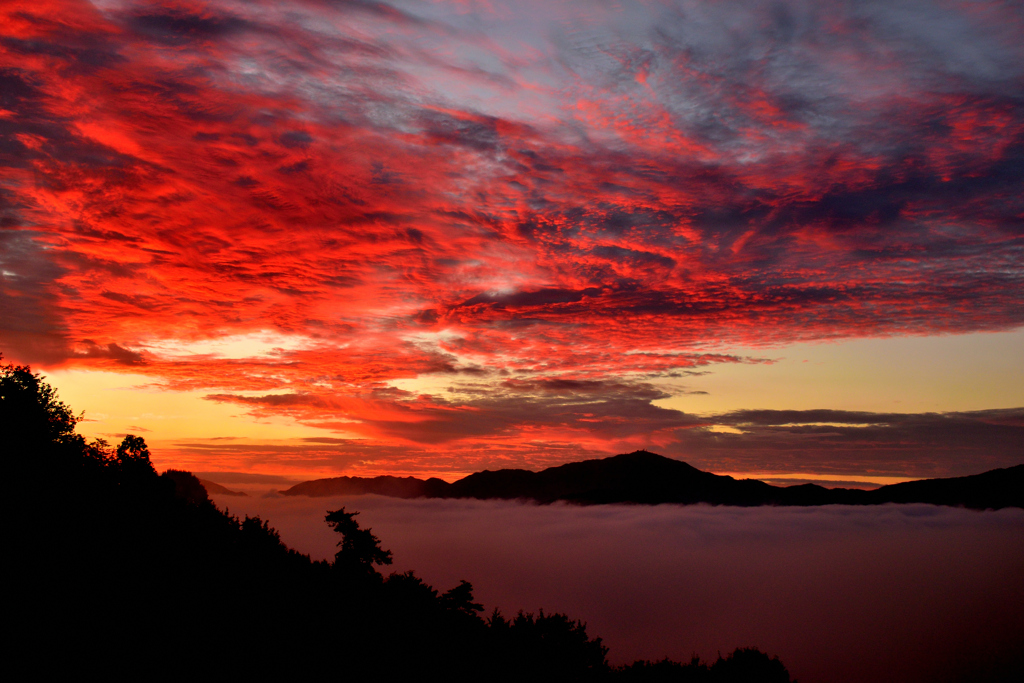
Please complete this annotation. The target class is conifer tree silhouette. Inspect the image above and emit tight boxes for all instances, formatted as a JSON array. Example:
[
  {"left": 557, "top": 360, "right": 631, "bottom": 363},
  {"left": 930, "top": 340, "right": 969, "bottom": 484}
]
[{"left": 325, "top": 507, "right": 393, "bottom": 580}]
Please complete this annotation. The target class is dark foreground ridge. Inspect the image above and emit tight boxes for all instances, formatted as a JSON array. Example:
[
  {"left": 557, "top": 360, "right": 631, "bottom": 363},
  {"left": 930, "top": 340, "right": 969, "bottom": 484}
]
[
  {"left": 198, "top": 477, "right": 248, "bottom": 496},
  {"left": 281, "top": 451, "right": 1024, "bottom": 510},
  {"left": 6, "top": 355, "right": 798, "bottom": 681}
]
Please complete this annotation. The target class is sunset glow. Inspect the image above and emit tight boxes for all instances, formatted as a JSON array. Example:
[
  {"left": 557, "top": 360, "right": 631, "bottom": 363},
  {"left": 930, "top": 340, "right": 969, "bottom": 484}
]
[{"left": 3, "top": 0, "right": 1022, "bottom": 481}]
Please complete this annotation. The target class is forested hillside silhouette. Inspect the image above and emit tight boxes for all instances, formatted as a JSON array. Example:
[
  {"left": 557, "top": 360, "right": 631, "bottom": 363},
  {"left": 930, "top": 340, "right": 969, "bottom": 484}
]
[{"left": 4, "top": 354, "right": 797, "bottom": 680}]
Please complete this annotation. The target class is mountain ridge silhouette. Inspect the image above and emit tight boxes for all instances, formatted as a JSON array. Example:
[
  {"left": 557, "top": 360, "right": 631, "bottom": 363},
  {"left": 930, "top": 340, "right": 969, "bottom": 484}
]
[{"left": 279, "top": 450, "right": 1024, "bottom": 510}]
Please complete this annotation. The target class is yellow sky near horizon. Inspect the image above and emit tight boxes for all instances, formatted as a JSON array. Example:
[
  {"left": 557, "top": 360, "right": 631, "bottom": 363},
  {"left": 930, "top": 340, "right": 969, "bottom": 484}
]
[{"left": 35, "top": 327, "right": 1024, "bottom": 483}]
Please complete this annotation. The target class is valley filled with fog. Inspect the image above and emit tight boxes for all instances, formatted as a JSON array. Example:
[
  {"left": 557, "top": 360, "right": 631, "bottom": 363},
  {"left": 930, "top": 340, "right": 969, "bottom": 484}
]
[{"left": 211, "top": 492, "right": 1024, "bottom": 683}]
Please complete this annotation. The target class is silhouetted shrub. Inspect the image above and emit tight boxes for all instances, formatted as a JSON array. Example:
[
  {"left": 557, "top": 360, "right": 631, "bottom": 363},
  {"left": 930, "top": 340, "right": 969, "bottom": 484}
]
[{"left": 710, "top": 646, "right": 792, "bottom": 683}]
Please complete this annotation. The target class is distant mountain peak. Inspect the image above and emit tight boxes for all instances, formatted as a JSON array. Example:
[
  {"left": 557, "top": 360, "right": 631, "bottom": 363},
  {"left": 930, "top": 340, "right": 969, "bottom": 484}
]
[{"left": 279, "top": 452, "right": 1023, "bottom": 510}]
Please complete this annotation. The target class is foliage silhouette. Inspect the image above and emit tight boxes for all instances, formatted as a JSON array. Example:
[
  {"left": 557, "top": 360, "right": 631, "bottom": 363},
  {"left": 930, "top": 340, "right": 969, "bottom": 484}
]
[
  {"left": 325, "top": 506, "right": 393, "bottom": 581},
  {"left": 115, "top": 433, "right": 156, "bottom": 477},
  {"left": 617, "top": 648, "right": 792, "bottom": 683},
  {"left": 0, "top": 354, "right": 79, "bottom": 445},
  {"left": 6, "top": 354, "right": 805, "bottom": 681}
]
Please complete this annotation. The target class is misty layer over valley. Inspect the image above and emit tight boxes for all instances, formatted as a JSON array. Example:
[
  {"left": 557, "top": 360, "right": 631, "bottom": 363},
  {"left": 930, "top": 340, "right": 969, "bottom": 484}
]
[{"left": 209, "top": 491, "right": 1024, "bottom": 683}]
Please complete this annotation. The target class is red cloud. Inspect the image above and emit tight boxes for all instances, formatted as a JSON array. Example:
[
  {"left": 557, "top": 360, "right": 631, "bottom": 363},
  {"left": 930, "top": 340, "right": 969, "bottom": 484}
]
[{"left": 2, "top": 0, "right": 1022, "bottom": 472}]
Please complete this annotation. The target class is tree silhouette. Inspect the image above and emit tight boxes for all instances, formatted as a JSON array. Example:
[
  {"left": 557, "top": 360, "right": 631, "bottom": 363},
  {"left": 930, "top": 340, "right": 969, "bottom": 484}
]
[
  {"left": 115, "top": 434, "right": 156, "bottom": 477},
  {"left": 442, "top": 579, "right": 485, "bottom": 617},
  {"left": 163, "top": 469, "right": 211, "bottom": 506},
  {"left": 1, "top": 353, "right": 81, "bottom": 455},
  {"left": 325, "top": 507, "right": 393, "bottom": 580},
  {"left": 709, "top": 646, "right": 792, "bottom": 683}
]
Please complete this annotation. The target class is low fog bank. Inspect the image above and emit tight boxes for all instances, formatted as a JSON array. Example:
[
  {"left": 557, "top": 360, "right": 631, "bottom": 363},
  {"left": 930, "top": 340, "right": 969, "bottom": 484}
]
[{"left": 212, "top": 493, "right": 1024, "bottom": 683}]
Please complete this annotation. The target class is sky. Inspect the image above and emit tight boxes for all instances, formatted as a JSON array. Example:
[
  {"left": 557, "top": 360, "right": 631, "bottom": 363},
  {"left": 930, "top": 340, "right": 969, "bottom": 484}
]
[{"left": 2, "top": 0, "right": 1022, "bottom": 482}]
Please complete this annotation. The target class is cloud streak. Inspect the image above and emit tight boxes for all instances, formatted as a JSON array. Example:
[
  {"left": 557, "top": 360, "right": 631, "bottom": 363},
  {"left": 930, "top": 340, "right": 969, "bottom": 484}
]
[{"left": 169, "top": 401, "right": 1023, "bottom": 478}]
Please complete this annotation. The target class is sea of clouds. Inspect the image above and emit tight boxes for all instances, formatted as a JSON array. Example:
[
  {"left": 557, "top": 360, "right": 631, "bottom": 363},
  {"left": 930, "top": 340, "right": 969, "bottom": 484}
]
[{"left": 211, "top": 492, "right": 1024, "bottom": 683}]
